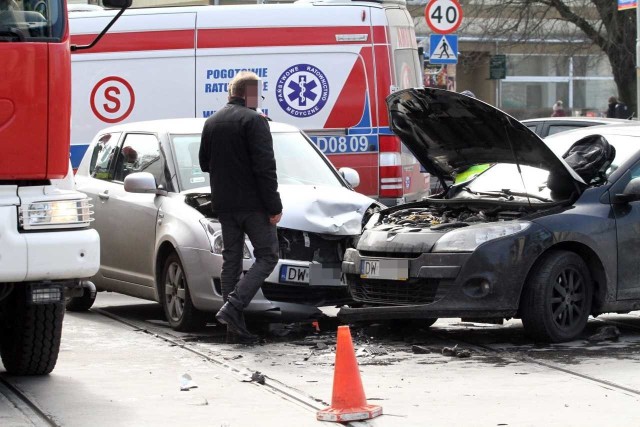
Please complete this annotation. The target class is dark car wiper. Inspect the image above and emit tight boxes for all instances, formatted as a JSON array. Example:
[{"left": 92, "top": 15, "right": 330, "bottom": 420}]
[
  {"left": 464, "top": 187, "right": 552, "bottom": 203},
  {"left": 0, "top": 27, "right": 25, "bottom": 41}
]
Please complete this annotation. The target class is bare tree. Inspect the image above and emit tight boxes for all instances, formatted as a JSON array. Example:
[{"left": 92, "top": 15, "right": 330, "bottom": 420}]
[{"left": 408, "top": 0, "right": 637, "bottom": 114}]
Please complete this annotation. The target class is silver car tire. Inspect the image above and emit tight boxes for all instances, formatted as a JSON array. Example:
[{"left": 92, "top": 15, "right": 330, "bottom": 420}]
[{"left": 161, "top": 252, "right": 208, "bottom": 332}]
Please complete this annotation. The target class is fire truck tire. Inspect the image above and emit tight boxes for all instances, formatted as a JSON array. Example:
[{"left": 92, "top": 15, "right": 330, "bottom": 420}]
[
  {"left": 65, "top": 287, "right": 96, "bottom": 312},
  {"left": 0, "top": 287, "right": 64, "bottom": 376}
]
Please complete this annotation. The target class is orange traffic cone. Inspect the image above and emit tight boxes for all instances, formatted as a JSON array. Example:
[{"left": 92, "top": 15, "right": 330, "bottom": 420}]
[{"left": 316, "top": 325, "right": 382, "bottom": 422}]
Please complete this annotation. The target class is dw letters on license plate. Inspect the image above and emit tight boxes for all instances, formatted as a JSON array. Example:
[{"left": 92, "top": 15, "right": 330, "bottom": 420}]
[
  {"left": 360, "top": 259, "right": 409, "bottom": 280},
  {"left": 280, "top": 265, "right": 310, "bottom": 284}
]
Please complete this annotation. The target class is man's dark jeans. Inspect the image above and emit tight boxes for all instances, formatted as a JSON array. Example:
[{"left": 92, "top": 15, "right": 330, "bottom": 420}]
[{"left": 218, "top": 211, "right": 279, "bottom": 310}]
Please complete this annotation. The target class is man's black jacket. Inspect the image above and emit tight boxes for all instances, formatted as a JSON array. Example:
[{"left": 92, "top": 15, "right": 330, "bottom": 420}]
[{"left": 199, "top": 97, "right": 282, "bottom": 216}]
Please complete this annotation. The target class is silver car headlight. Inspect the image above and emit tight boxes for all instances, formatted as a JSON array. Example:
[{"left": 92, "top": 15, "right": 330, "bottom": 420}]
[
  {"left": 199, "top": 219, "right": 251, "bottom": 259},
  {"left": 19, "top": 198, "right": 93, "bottom": 230},
  {"left": 432, "top": 221, "right": 531, "bottom": 253}
]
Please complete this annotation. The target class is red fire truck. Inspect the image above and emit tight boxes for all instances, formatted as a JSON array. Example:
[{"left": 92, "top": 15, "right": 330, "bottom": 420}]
[{"left": 0, "top": 0, "right": 129, "bottom": 375}]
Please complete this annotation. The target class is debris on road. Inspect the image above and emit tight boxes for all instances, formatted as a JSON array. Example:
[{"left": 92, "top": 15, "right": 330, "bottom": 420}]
[
  {"left": 587, "top": 325, "right": 621, "bottom": 342},
  {"left": 411, "top": 345, "right": 431, "bottom": 354},
  {"left": 356, "top": 345, "right": 389, "bottom": 357},
  {"left": 179, "top": 373, "right": 198, "bottom": 391},
  {"left": 442, "top": 345, "right": 458, "bottom": 356},
  {"left": 251, "top": 371, "right": 266, "bottom": 384},
  {"left": 441, "top": 344, "right": 472, "bottom": 358}
]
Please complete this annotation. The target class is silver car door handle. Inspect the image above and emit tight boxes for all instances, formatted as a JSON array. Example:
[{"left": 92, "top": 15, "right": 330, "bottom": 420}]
[{"left": 98, "top": 191, "right": 109, "bottom": 200}]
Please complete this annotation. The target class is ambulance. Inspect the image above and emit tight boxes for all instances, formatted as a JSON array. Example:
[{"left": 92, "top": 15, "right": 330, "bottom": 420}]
[{"left": 69, "top": 0, "right": 428, "bottom": 205}]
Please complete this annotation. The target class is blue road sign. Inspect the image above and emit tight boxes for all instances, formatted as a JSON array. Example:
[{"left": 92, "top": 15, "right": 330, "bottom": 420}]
[{"left": 429, "top": 34, "right": 458, "bottom": 65}]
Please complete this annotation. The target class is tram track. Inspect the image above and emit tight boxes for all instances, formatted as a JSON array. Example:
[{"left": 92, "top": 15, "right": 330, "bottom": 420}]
[
  {"left": 0, "top": 375, "right": 59, "bottom": 427},
  {"left": 89, "top": 307, "right": 369, "bottom": 424},
  {"left": 431, "top": 316, "right": 640, "bottom": 398}
]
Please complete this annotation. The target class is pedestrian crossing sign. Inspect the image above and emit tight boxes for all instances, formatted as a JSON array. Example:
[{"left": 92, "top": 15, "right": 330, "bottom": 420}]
[{"left": 429, "top": 34, "right": 458, "bottom": 65}]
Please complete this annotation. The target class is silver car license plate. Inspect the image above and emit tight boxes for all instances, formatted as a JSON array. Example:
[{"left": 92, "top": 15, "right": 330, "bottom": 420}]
[
  {"left": 279, "top": 265, "right": 310, "bottom": 284},
  {"left": 360, "top": 259, "right": 408, "bottom": 280}
]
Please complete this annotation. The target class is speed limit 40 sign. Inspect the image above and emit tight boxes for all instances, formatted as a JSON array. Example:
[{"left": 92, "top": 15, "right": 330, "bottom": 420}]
[{"left": 425, "top": 0, "right": 463, "bottom": 35}]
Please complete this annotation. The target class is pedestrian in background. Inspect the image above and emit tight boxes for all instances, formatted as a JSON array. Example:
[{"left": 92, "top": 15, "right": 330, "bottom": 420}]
[
  {"left": 551, "top": 100, "right": 566, "bottom": 117},
  {"left": 606, "top": 96, "right": 618, "bottom": 118},
  {"left": 606, "top": 96, "right": 632, "bottom": 119},
  {"left": 199, "top": 71, "right": 282, "bottom": 344}
]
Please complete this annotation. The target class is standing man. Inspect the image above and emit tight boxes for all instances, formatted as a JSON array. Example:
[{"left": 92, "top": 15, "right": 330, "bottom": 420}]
[{"left": 199, "top": 71, "right": 282, "bottom": 343}]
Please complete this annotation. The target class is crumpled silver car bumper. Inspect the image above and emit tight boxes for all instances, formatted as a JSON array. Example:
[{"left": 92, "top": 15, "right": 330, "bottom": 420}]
[{"left": 179, "top": 247, "right": 349, "bottom": 321}]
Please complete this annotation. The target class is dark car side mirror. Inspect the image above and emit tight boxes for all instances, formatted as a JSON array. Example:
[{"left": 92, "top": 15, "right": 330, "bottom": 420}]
[{"left": 613, "top": 177, "right": 640, "bottom": 204}]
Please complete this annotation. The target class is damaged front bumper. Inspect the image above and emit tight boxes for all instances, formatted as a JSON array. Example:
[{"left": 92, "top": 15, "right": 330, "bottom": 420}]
[
  {"left": 180, "top": 247, "right": 349, "bottom": 322},
  {"left": 339, "top": 226, "right": 549, "bottom": 322}
]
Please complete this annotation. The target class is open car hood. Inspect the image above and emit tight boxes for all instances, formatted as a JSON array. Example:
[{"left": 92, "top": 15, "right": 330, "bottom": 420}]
[{"left": 386, "top": 88, "right": 584, "bottom": 187}]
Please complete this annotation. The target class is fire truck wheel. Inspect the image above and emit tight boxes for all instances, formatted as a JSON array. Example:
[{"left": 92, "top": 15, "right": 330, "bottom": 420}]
[
  {"left": 65, "top": 287, "right": 97, "bottom": 312},
  {"left": 0, "top": 287, "right": 64, "bottom": 375}
]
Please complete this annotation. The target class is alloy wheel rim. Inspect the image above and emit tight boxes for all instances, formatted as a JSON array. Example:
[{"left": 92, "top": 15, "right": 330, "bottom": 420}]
[
  {"left": 550, "top": 267, "right": 586, "bottom": 330},
  {"left": 165, "top": 261, "right": 186, "bottom": 322}
]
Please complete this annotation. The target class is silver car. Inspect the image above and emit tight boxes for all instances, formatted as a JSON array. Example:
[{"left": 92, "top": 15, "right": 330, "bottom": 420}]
[{"left": 72, "top": 119, "right": 380, "bottom": 331}]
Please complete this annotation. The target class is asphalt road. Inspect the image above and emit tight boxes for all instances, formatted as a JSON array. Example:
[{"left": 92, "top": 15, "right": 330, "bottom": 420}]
[{"left": 2, "top": 292, "right": 640, "bottom": 426}]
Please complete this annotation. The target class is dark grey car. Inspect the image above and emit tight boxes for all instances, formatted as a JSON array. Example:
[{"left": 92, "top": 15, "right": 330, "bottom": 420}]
[{"left": 340, "top": 88, "right": 640, "bottom": 342}]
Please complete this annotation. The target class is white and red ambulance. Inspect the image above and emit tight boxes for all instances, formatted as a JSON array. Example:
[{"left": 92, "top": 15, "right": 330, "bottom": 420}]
[{"left": 69, "top": 0, "right": 428, "bottom": 204}]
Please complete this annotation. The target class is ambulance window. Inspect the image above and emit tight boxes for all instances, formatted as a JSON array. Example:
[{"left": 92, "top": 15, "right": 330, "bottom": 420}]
[
  {"left": 89, "top": 132, "right": 121, "bottom": 181},
  {"left": 114, "top": 133, "right": 164, "bottom": 184},
  {"left": 393, "top": 50, "right": 420, "bottom": 90},
  {"left": 385, "top": 9, "right": 421, "bottom": 90}
]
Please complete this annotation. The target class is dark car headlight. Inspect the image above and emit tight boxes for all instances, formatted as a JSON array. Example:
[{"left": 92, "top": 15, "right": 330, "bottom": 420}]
[{"left": 432, "top": 221, "right": 531, "bottom": 252}]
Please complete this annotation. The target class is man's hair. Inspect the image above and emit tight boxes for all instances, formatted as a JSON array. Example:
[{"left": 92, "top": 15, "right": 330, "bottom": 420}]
[{"left": 229, "top": 71, "right": 259, "bottom": 98}]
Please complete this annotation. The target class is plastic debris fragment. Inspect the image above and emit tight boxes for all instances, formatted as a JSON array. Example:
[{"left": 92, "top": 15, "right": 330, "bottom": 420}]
[{"left": 180, "top": 373, "right": 198, "bottom": 391}]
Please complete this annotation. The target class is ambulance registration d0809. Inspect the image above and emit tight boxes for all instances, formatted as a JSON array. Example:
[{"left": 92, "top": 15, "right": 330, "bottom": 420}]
[{"left": 69, "top": 0, "right": 429, "bottom": 206}]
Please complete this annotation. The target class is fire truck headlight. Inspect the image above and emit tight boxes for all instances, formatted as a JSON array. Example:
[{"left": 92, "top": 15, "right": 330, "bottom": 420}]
[{"left": 20, "top": 199, "right": 94, "bottom": 230}]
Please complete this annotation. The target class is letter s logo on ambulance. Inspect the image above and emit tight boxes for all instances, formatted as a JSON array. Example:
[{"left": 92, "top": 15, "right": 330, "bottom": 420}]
[
  {"left": 276, "top": 64, "right": 329, "bottom": 118},
  {"left": 90, "top": 76, "right": 136, "bottom": 124}
]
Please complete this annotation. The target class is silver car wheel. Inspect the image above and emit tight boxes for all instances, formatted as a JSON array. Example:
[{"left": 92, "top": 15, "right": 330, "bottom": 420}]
[{"left": 165, "top": 261, "right": 186, "bottom": 322}]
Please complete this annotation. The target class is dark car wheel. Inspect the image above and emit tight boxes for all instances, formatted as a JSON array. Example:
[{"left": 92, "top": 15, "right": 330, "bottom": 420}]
[
  {"left": 1, "top": 287, "right": 64, "bottom": 375},
  {"left": 161, "top": 252, "right": 208, "bottom": 332},
  {"left": 521, "top": 250, "right": 592, "bottom": 343},
  {"left": 65, "top": 287, "right": 96, "bottom": 312}
]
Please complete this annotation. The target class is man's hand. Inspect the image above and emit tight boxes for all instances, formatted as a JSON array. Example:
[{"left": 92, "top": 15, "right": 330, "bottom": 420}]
[{"left": 269, "top": 213, "right": 282, "bottom": 225}]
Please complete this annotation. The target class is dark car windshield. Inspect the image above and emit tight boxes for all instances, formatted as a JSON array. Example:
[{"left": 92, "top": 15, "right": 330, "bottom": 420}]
[
  {"left": 0, "top": 0, "right": 64, "bottom": 41},
  {"left": 171, "top": 131, "right": 344, "bottom": 191},
  {"left": 455, "top": 132, "right": 640, "bottom": 201},
  {"left": 463, "top": 164, "right": 553, "bottom": 201}
]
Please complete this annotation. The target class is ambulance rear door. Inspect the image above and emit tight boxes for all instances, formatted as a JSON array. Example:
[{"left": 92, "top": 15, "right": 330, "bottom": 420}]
[{"left": 384, "top": 6, "right": 429, "bottom": 201}]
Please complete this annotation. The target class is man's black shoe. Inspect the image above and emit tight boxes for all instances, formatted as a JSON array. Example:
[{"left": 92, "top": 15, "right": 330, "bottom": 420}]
[{"left": 215, "top": 303, "right": 257, "bottom": 339}]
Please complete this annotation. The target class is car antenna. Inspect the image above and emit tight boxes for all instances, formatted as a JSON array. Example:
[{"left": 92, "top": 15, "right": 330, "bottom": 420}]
[{"left": 503, "top": 120, "right": 532, "bottom": 208}]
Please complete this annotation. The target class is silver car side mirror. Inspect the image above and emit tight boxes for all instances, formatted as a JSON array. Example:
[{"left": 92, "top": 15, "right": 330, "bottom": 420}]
[
  {"left": 124, "top": 172, "right": 159, "bottom": 194},
  {"left": 339, "top": 167, "right": 360, "bottom": 188}
]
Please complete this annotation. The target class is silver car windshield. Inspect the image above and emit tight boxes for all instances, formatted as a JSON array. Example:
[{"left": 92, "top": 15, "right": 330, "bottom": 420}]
[{"left": 170, "top": 131, "right": 343, "bottom": 191}]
